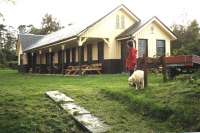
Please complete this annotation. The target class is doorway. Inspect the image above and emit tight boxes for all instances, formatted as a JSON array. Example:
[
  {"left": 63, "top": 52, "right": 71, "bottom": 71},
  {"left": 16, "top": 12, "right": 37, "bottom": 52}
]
[{"left": 121, "top": 40, "right": 128, "bottom": 72}]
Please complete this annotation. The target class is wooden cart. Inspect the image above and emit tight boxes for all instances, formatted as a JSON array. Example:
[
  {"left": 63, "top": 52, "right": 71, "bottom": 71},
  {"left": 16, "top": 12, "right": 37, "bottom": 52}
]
[{"left": 165, "top": 55, "right": 200, "bottom": 79}]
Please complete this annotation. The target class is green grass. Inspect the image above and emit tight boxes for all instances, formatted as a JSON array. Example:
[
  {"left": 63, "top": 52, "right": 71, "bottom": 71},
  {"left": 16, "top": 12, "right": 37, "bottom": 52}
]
[{"left": 0, "top": 69, "right": 199, "bottom": 132}]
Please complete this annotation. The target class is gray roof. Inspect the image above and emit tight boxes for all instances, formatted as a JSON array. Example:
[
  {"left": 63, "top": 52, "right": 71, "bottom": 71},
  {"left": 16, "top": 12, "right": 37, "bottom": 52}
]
[
  {"left": 116, "top": 21, "right": 142, "bottom": 39},
  {"left": 18, "top": 34, "right": 44, "bottom": 51},
  {"left": 24, "top": 23, "right": 88, "bottom": 51}
]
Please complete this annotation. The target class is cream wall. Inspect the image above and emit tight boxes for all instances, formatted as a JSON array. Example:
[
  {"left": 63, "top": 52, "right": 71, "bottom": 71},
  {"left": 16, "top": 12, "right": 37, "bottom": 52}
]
[
  {"left": 75, "top": 47, "right": 78, "bottom": 62},
  {"left": 84, "top": 45, "right": 87, "bottom": 61},
  {"left": 70, "top": 49, "right": 72, "bottom": 62},
  {"left": 53, "top": 52, "right": 58, "bottom": 64},
  {"left": 134, "top": 21, "right": 171, "bottom": 57},
  {"left": 17, "top": 42, "right": 23, "bottom": 65},
  {"left": 64, "top": 50, "right": 66, "bottom": 63},
  {"left": 41, "top": 54, "right": 46, "bottom": 64},
  {"left": 22, "top": 53, "right": 28, "bottom": 65},
  {"left": 92, "top": 44, "right": 98, "bottom": 60},
  {"left": 36, "top": 54, "right": 45, "bottom": 64},
  {"left": 36, "top": 54, "right": 40, "bottom": 64},
  {"left": 81, "top": 8, "right": 137, "bottom": 60}
]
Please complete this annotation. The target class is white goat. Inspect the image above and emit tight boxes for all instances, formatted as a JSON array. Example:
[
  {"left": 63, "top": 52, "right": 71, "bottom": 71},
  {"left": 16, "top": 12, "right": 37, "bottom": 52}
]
[{"left": 128, "top": 70, "right": 144, "bottom": 90}]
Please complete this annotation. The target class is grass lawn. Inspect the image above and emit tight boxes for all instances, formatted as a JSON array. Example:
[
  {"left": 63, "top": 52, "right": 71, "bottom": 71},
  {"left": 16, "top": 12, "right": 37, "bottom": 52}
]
[{"left": 0, "top": 69, "right": 200, "bottom": 133}]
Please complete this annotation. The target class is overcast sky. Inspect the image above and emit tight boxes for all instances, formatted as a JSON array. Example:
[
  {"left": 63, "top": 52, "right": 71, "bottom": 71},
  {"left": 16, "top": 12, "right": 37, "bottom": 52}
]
[{"left": 0, "top": 0, "right": 199, "bottom": 30}]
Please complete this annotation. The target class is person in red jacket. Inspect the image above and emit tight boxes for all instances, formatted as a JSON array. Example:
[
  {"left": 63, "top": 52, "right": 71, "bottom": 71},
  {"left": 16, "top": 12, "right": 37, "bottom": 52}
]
[{"left": 126, "top": 41, "right": 137, "bottom": 76}]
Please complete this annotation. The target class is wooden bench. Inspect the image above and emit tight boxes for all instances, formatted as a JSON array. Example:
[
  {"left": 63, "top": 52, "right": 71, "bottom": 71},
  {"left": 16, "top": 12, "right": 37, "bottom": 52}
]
[
  {"left": 64, "top": 63, "right": 102, "bottom": 75},
  {"left": 81, "top": 63, "right": 102, "bottom": 75},
  {"left": 64, "top": 66, "right": 80, "bottom": 75}
]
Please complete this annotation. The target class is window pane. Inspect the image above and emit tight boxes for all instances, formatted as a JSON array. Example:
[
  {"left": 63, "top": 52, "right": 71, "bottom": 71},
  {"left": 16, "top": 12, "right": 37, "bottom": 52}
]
[
  {"left": 138, "top": 39, "right": 147, "bottom": 57},
  {"left": 116, "top": 15, "right": 120, "bottom": 29},
  {"left": 156, "top": 40, "right": 165, "bottom": 56}
]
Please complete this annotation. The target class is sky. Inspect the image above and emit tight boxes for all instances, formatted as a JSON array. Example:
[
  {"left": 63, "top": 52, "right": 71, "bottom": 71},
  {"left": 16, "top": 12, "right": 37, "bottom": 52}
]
[{"left": 0, "top": 0, "right": 200, "bottom": 31}]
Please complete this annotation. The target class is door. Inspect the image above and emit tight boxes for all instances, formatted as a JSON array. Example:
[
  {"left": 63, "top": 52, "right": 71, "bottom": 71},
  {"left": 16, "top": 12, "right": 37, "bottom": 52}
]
[
  {"left": 65, "top": 49, "right": 70, "bottom": 65},
  {"left": 58, "top": 50, "right": 62, "bottom": 69},
  {"left": 87, "top": 44, "right": 92, "bottom": 64},
  {"left": 81, "top": 46, "right": 84, "bottom": 64},
  {"left": 138, "top": 39, "right": 148, "bottom": 57},
  {"left": 72, "top": 47, "right": 76, "bottom": 65},
  {"left": 121, "top": 40, "right": 128, "bottom": 72},
  {"left": 97, "top": 41, "right": 104, "bottom": 63}
]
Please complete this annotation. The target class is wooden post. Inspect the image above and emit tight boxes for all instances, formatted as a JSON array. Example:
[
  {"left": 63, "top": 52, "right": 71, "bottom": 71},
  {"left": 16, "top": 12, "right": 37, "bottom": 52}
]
[
  {"left": 61, "top": 45, "right": 65, "bottom": 75},
  {"left": 162, "top": 56, "right": 167, "bottom": 82},
  {"left": 78, "top": 46, "right": 82, "bottom": 75},
  {"left": 31, "top": 52, "right": 34, "bottom": 73},
  {"left": 49, "top": 48, "right": 53, "bottom": 74},
  {"left": 39, "top": 50, "right": 42, "bottom": 73},
  {"left": 143, "top": 54, "right": 148, "bottom": 87}
]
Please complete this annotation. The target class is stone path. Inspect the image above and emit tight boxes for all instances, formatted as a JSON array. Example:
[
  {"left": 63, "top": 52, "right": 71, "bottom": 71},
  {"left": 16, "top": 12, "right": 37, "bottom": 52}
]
[{"left": 46, "top": 90, "right": 110, "bottom": 133}]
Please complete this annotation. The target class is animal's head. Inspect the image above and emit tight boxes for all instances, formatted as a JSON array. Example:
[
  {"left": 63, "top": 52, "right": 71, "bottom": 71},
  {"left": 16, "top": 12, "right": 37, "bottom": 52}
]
[{"left": 128, "top": 76, "right": 135, "bottom": 87}]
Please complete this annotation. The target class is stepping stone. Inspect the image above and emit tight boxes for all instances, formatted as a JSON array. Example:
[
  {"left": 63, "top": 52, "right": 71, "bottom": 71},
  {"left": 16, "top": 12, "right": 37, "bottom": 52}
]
[
  {"left": 74, "top": 114, "right": 110, "bottom": 133},
  {"left": 45, "top": 91, "right": 110, "bottom": 132},
  {"left": 46, "top": 91, "right": 74, "bottom": 102},
  {"left": 61, "top": 103, "right": 90, "bottom": 116}
]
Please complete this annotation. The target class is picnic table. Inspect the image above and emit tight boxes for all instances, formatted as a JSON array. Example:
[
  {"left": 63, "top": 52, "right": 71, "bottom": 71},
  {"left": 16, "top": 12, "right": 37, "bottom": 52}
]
[{"left": 64, "top": 63, "right": 102, "bottom": 75}]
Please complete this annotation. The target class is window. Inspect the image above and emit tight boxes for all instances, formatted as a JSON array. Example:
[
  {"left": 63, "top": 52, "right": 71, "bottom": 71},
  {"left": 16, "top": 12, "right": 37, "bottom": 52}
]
[
  {"left": 156, "top": 40, "right": 165, "bottom": 56},
  {"left": 116, "top": 14, "right": 125, "bottom": 29},
  {"left": 121, "top": 15, "right": 125, "bottom": 29},
  {"left": 116, "top": 15, "right": 120, "bottom": 29},
  {"left": 138, "top": 39, "right": 148, "bottom": 57}
]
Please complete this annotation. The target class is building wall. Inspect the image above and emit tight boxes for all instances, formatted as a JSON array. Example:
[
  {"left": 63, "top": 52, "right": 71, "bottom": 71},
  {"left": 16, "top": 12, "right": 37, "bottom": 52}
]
[
  {"left": 134, "top": 21, "right": 171, "bottom": 57},
  {"left": 75, "top": 47, "right": 78, "bottom": 62},
  {"left": 41, "top": 53, "right": 46, "bottom": 64},
  {"left": 81, "top": 8, "right": 137, "bottom": 60},
  {"left": 64, "top": 50, "right": 66, "bottom": 63},
  {"left": 53, "top": 52, "right": 58, "bottom": 64},
  {"left": 70, "top": 48, "right": 72, "bottom": 63},
  {"left": 36, "top": 54, "right": 40, "bottom": 64},
  {"left": 17, "top": 42, "right": 23, "bottom": 65},
  {"left": 84, "top": 45, "right": 87, "bottom": 62},
  {"left": 22, "top": 53, "right": 28, "bottom": 65},
  {"left": 92, "top": 44, "right": 98, "bottom": 61}
]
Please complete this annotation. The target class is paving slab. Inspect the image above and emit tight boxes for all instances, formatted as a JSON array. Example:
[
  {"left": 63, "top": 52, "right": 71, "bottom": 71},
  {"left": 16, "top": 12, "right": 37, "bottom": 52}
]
[
  {"left": 61, "top": 103, "right": 90, "bottom": 116},
  {"left": 46, "top": 91, "right": 74, "bottom": 102},
  {"left": 74, "top": 114, "right": 110, "bottom": 133},
  {"left": 46, "top": 91, "right": 110, "bottom": 132}
]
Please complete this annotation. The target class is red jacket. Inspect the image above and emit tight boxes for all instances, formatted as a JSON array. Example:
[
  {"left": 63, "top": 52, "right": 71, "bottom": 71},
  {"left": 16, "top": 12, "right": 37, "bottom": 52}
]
[{"left": 126, "top": 48, "right": 137, "bottom": 70}]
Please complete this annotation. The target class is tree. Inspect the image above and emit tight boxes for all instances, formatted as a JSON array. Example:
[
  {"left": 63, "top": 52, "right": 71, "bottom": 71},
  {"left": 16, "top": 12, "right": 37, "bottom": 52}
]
[
  {"left": 171, "top": 20, "right": 200, "bottom": 55},
  {"left": 17, "top": 14, "right": 63, "bottom": 35},
  {"left": 0, "top": 24, "right": 17, "bottom": 67},
  {"left": 0, "top": 0, "right": 15, "bottom": 22},
  {"left": 40, "top": 14, "right": 63, "bottom": 34},
  {"left": 4, "top": 32, "right": 16, "bottom": 50},
  {"left": 29, "top": 25, "right": 43, "bottom": 35},
  {"left": 0, "top": 24, "right": 7, "bottom": 49},
  {"left": 18, "top": 24, "right": 35, "bottom": 34}
]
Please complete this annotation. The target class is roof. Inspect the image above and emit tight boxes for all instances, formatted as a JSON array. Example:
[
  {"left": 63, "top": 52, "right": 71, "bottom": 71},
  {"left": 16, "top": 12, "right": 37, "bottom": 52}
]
[
  {"left": 22, "top": 4, "right": 140, "bottom": 52},
  {"left": 117, "top": 16, "right": 177, "bottom": 40},
  {"left": 116, "top": 21, "right": 142, "bottom": 39},
  {"left": 24, "top": 24, "right": 87, "bottom": 51},
  {"left": 18, "top": 34, "right": 44, "bottom": 51}
]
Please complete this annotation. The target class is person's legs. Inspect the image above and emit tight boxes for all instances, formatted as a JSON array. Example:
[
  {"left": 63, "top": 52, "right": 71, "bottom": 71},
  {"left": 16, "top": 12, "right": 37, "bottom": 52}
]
[{"left": 129, "top": 70, "right": 134, "bottom": 76}]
